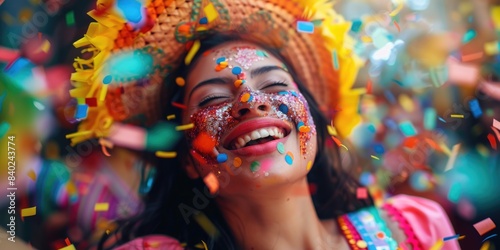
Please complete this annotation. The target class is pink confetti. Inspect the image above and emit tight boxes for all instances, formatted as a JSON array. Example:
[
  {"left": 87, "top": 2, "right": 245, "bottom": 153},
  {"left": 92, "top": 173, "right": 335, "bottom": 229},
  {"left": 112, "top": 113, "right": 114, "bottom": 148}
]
[
  {"left": 356, "top": 187, "right": 368, "bottom": 199},
  {"left": 447, "top": 58, "right": 480, "bottom": 86},
  {"left": 473, "top": 218, "right": 496, "bottom": 236},
  {"left": 107, "top": 123, "right": 146, "bottom": 150},
  {"left": 493, "top": 119, "right": 500, "bottom": 131}
]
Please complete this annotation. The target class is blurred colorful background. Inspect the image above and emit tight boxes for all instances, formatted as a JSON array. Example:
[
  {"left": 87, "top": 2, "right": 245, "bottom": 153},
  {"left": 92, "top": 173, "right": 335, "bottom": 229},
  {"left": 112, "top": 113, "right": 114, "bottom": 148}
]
[{"left": 0, "top": 0, "right": 499, "bottom": 249}]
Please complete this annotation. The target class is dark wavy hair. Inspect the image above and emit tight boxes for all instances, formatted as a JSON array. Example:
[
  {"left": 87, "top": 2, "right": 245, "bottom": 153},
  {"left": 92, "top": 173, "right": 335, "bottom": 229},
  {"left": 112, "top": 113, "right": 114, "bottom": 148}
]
[{"left": 99, "top": 33, "right": 373, "bottom": 250}]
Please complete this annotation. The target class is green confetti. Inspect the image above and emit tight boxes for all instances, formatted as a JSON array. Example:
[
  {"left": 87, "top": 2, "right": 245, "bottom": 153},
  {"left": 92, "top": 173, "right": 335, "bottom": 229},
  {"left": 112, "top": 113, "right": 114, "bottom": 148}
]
[
  {"left": 462, "top": 29, "right": 476, "bottom": 44},
  {"left": 250, "top": 161, "right": 260, "bottom": 173},
  {"left": 65, "top": 11, "right": 75, "bottom": 26},
  {"left": 145, "top": 122, "right": 181, "bottom": 152}
]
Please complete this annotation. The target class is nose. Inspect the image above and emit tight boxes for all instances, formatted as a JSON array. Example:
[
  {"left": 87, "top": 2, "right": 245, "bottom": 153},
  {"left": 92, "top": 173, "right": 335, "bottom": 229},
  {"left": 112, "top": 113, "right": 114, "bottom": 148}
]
[{"left": 231, "top": 95, "right": 271, "bottom": 119}]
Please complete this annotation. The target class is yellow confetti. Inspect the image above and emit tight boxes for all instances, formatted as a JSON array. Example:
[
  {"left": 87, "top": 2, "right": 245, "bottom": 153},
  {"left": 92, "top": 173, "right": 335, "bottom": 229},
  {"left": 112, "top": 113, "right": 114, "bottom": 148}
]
[
  {"left": 327, "top": 125, "right": 337, "bottom": 136},
  {"left": 371, "top": 155, "right": 380, "bottom": 160},
  {"left": 430, "top": 239, "right": 444, "bottom": 250},
  {"left": 167, "top": 114, "right": 176, "bottom": 120},
  {"left": 27, "top": 169, "right": 36, "bottom": 181},
  {"left": 176, "top": 123, "right": 194, "bottom": 131},
  {"left": 340, "top": 144, "right": 348, "bottom": 151},
  {"left": 37, "top": 40, "right": 51, "bottom": 53},
  {"left": 480, "top": 241, "right": 490, "bottom": 250},
  {"left": 58, "top": 245, "right": 76, "bottom": 250},
  {"left": 439, "top": 142, "right": 451, "bottom": 156},
  {"left": 94, "top": 203, "right": 109, "bottom": 212},
  {"left": 194, "top": 212, "right": 219, "bottom": 238},
  {"left": 204, "top": 3, "right": 218, "bottom": 22},
  {"left": 444, "top": 144, "right": 461, "bottom": 172},
  {"left": 389, "top": 0, "right": 404, "bottom": 17},
  {"left": 399, "top": 94, "right": 414, "bottom": 112},
  {"left": 21, "top": 206, "right": 36, "bottom": 218},
  {"left": 185, "top": 40, "right": 200, "bottom": 65},
  {"left": 99, "top": 84, "right": 108, "bottom": 101},
  {"left": 450, "top": 114, "right": 464, "bottom": 118},
  {"left": 155, "top": 151, "right": 177, "bottom": 158},
  {"left": 65, "top": 130, "right": 92, "bottom": 139},
  {"left": 306, "top": 161, "right": 313, "bottom": 171}
]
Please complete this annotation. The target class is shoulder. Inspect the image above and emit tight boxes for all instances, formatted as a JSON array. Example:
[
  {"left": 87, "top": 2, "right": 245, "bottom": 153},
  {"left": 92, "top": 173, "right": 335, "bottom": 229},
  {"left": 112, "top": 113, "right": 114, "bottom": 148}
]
[
  {"left": 113, "top": 235, "right": 184, "bottom": 250},
  {"left": 381, "top": 194, "right": 460, "bottom": 250}
]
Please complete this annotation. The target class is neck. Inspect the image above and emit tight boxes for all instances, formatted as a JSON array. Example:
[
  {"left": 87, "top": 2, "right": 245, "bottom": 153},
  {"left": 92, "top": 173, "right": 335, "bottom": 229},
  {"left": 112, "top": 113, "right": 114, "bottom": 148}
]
[{"left": 216, "top": 178, "right": 340, "bottom": 250}]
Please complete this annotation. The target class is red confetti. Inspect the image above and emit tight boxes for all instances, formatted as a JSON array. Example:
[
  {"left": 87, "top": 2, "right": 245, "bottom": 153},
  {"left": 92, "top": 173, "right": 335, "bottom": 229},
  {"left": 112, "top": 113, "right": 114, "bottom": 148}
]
[
  {"left": 357, "top": 187, "right": 368, "bottom": 199},
  {"left": 487, "top": 133, "right": 497, "bottom": 150},
  {"left": 171, "top": 102, "right": 187, "bottom": 109},
  {"left": 393, "top": 20, "right": 400, "bottom": 32},
  {"left": 366, "top": 79, "right": 373, "bottom": 94},
  {"left": 192, "top": 132, "right": 216, "bottom": 154}
]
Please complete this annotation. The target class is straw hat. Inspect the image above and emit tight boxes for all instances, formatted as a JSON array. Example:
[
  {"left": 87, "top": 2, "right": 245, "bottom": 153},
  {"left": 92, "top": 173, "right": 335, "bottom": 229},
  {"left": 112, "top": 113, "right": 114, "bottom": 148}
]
[{"left": 67, "top": 0, "right": 363, "bottom": 148}]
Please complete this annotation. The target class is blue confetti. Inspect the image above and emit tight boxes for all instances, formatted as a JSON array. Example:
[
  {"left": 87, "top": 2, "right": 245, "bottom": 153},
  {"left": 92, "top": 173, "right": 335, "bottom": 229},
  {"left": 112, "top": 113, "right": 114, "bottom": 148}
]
[
  {"left": 296, "top": 21, "right": 314, "bottom": 33},
  {"left": 216, "top": 57, "right": 226, "bottom": 64},
  {"left": 468, "top": 99, "right": 483, "bottom": 118},
  {"left": 232, "top": 66, "right": 242, "bottom": 75},
  {"left": 438, "top": 117, "right": 447, "bottom": 123},
  {"left": 199, "top": 17, "right": 208, "bottom": 24},
  {"left": 399, "top": 121, "right": 417, "bottom": 137},
  {"left": 117, "top": 0, "right": 143, "bottom": 23},
  {"left": 285, "top": 154, "right": 293, "bottom": 165},
  {"left": 216, "top": 153, "right": 228, "bottom": 163},
  {"left": 423, "top": 108, "right": 437, "bottom": 130},
  {"left": 351, "top": 19, "right": 362, "bottom": 32},
  {"left": 384, "top": 90, "right": 396, "bottom": 104},
  {"left": 74, "top": 104, "right": 89, "bottom": 120},
  {"left": 3, "top": 57, "right": 33, "bottom": 76},
  {"left": 103, "top": 75, "right": 113, "bottom": 84},
  {"left": 278, "top": 104, "right": 289, "bottom": 114}
]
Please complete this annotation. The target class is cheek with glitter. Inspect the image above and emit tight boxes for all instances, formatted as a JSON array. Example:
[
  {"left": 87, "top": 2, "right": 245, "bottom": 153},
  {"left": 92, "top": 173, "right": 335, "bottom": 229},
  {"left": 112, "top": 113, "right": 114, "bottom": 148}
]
[{"left": 186, "top": 89, "right": 316, "bottom": 163}]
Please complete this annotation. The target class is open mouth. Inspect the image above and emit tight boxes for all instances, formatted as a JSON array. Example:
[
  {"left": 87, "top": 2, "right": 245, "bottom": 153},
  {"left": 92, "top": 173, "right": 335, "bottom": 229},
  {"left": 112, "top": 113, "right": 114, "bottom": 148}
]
[{"left": 226, "top": 126, "right": 291, "bottom": 150}]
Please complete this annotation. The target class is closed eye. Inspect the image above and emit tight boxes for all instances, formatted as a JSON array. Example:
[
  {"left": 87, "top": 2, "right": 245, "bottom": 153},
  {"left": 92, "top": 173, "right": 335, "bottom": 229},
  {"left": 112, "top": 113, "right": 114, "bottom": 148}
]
[
  {"left": 261, "top": 81, "right": 288, "bottom": 90},
  {"left": 198, "top": 95, "right": 229, "bottom": 107}
]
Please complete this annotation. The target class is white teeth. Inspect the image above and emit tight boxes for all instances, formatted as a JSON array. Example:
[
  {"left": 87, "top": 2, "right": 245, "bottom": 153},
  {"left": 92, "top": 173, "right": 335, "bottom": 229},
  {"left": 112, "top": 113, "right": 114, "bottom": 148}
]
[
  {"left": 231, "top": 126, "right": 287, "bottom": 149},
  {"left": 250, "top": 131, "right": 261, "bottom": 140},
  {"left": 259, "top": 129, "right": 270, "bottom": 138}
]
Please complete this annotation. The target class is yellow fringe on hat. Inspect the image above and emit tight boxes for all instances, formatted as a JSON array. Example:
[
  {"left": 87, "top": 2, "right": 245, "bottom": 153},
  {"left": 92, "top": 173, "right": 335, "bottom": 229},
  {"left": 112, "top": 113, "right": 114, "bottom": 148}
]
[{"left": 297, "top": 0, "right": 364, "bottom": 137}]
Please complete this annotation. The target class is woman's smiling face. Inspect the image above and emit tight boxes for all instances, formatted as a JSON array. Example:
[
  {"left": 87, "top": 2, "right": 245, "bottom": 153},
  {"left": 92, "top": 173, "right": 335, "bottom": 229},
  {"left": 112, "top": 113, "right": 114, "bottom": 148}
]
[{"left": 182, "top": 41, "right": 318, "bottom": 195}]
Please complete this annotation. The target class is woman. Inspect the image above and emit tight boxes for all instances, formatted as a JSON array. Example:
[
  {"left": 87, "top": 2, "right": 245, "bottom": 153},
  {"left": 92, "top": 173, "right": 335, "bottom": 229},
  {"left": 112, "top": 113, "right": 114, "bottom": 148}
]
[{"left": 68, "top": 0, "right": 460, "bottom": 249}]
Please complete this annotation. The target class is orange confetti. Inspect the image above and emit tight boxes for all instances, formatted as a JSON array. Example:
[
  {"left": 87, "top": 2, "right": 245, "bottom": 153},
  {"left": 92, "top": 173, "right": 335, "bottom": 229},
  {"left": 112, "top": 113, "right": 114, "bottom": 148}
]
[
  {"left": 27, "top": 169, "right": 36, "bottom": 181},
  {"left": 366, "top": 79, "right": 373, "bottom": 94},
  {"left": 461, "top": 52, "right": 484, "bottom": 62},
  {"left": 192, "top": 132, "right": 216, "bottom": 154},
  {"left": 403, "top": 136, "right": 419, "bottom": 149},
  {"left": 331, "top": 136, "right": 342, "bottom": 146}
]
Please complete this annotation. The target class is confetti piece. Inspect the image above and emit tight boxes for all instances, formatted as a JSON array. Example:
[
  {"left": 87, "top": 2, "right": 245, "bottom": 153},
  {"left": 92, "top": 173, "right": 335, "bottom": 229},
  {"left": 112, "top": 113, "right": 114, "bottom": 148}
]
[
  {"left": 0, "top": 122, "right": 11, "bottom": 138},
  {"left": 332, "top": 49, "right": 339, "bottom": 70},
  {"left": 492, "top": 127, "right": 500, "bottom": 141},
  {"left": 185, "top": 40, "right": 200, "bottom": 65},
  {"left": 393, "top": 20, "right": 400, "bottom": 32},
  {"left": 192, "top": 132, "right": 216, "bottom": 154},
  {"left": 423, "top": 108, "right": 437, "bottom": 130},
  {"left": 27, "top": 169, "right": 36, "bottom": 181},
  {"left": 439, "top": 117, "right": 446, "bottom": 123},
  {"left": 384, "top": 90, "right": 396, "bottom": 104},
  {"left": 58, "top": 245, "right": 76, "bottom": 250},
  {"left": 21, "top": 206, "right": 36, "bottom": 218},
  {"left": 356, "top": 187, "right": 368, "bottom": 199},
  {"left": 203, "top": 172, "right": 219, "bottom": 195},
  {"left": 480, "top": 241, "right": 490, "bottom": 250},
  {"left": 473, "top": 218, "right": 496, "bottom": 236},
  {"left": 216, "top": 153, "right": 227, "bottom": 163},
  {"left": 233, "top": 157, "right": 242, "bottom": 167},
  {"left": 203, "top": 3, "right": 218, "bottom": 22},
  {"left": 172, "top": 102, "right": 187, "bottom": 109},
  {"left": 399, "top": 94, "right": 414, "bottom": 112},
  {"left": 370, "top": 155, "right": 380, "bottom": 160},
  {"left": 493, "top": 119, "right": 500, "bottom": 130},
  {"left": 350, "top": 19, "right": 362, "bottom": 32},
  {"left": 102, "top": 75, "right": 112, "bottom": 84},
  {"left": 65, "top": 11, "right": 75, "bottom": 26},
  {"left": 399, "top": 121, "right": 417, "bottom": 137},
  {"left": 94, "top": 203, "right": 109, "bottom": 212},
  {"left": 250, "top": 161, "right": 260, "bottom": 172},
  {"left": 469, "top": 99, "right": 483, "bottom": 118},
  {"left": 194, "top": 212, "right": 219, "bottom": 237},
  {"left": 296, "top": 21, "right": 314, "bottom": 33},
  {"left": 444, "top": 144, "right": 461, "bottom": 171},
  {"left": 487, "top": 134, "right": 497, "bottom": 150},
  {"left": 327, "top": 125, "right": 337, "bottom": 136},
  {"left": 443, "top": 234, "right": 460, "bottom": 241},
  {"left": 461, "top": 51, "right": 483, "bottom": 62},
  {"left": 117, "top": 0, "right": 142, "bottom": 23},
  {"left": 240, "top": 92, "right": 251, "bottom": 102},
  {"left": 37, "top": 40, "right": 51, "bottom": 53},
  {"left": 155, "top": 151, "right": 177, "bottom": 158},
  {"left": 462, "top": 29, "right": 476, "bottom": 43},
  {"left": 278, "top": 104, "right": 289, "bottom": 114},
  {"left": 389, "top": 0, "right": 404, "bottom": 17},
  {"left": 74, "top": 104, "right": 89, "bottom": 120},
  {"left": 167, "top": 114, "right": 175, "bottom": 120},
  {"left": 176, "top": 123, "right": 194, "bottom": 131},
  {"left": 276, "top": 142, "right": 285, "bottom": 154},
  {"left": 482, "top": 234, "right": 498, "bottom": 243},
  {"left": 430, "top": 239, "right": 444, "bottom": 250},
  {"left": 340, "top": 144, "right": 348, "bottom": 151},
  {"left": 176, "top": 77, "right": 185, "bottom": 87},
  {"left": 366, "top": 79, "right": 372, "bottom": 94},
  {"left": 4, "top": 57, "right": 33, "bottom": 75},
  {"left": 107, "top": 123, "right": 146, "bottom": 150},
  {"left": 484, "top": 41, "right": 499, "bottom": 56},
  {"left": 306, "top": 161, "right": 312, "bottom": 171},
  {"left": 65, "top": 238, "right": 71, "bottom": 245},
  {"left": 450, "top": 114, "right": 464, "bottom": 118}
]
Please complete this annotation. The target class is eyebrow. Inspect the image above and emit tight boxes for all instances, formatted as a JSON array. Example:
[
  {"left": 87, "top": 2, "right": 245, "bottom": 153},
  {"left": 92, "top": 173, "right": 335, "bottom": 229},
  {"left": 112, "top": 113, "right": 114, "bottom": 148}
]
[{"left": 188, "top": 65, "right": 288, "bottom": 100}]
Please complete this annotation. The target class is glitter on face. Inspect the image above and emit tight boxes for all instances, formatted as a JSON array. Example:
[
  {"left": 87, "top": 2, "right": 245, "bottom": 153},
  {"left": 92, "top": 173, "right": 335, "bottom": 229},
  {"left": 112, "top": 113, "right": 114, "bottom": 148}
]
[
  {"left": 211, "top": 46, "right": 266, "bottom": 70},
  {"left": 186, "top": 89, "right": 316, "bottom": 164}
]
